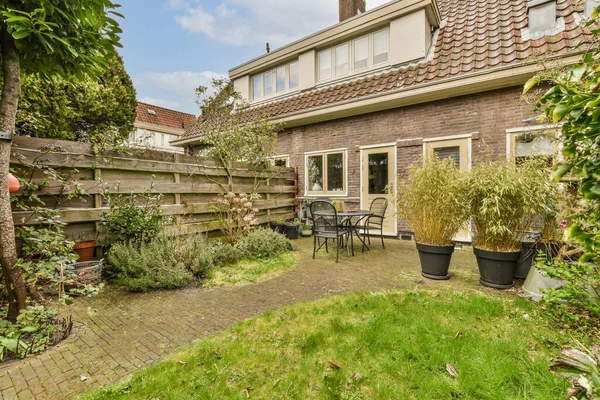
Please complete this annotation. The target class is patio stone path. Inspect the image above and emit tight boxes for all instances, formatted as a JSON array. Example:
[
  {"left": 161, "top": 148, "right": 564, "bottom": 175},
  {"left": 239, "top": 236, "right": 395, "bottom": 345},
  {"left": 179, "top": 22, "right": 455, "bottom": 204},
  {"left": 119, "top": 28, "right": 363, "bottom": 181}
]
[{"left": 0, "top": 238, "right": 486, "bottom": 399}]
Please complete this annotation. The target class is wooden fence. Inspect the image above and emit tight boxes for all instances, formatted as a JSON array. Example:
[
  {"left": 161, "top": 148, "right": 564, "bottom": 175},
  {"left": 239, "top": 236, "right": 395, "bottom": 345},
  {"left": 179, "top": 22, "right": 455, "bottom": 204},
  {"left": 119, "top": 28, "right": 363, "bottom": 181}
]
[{"left": 10, "top": 136, "right": 298, "bottom": 241}]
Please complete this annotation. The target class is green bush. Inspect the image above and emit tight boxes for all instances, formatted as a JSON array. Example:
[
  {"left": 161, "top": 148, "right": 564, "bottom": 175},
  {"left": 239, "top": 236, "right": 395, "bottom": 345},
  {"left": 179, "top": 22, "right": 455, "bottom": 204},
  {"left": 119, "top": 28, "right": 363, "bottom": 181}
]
[
  {"left": 107, "top": 236, "right": 195, "bottom": 292},
  {"left": 212, "top": 243, "right": 243, "bottom": 267},
  {"left": 172, "top": 235, "right": 214, "bottom": 279},
  {"left": 235, "top": 228, "right": 292, "bottom": 260}
]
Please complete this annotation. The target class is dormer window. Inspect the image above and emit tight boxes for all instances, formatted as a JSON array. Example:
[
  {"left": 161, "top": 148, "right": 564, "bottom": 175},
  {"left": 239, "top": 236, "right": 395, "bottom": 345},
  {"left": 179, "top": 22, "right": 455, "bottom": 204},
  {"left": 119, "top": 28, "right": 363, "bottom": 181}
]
[
  {"left": 318, "top": 28, "right": 390, "bottom": 83},
  {"left": 524, "top": 0, "right": 564, "bottom": 40},
  {"left": 251, "top": 60, "right": 299, "bottom": 102}
]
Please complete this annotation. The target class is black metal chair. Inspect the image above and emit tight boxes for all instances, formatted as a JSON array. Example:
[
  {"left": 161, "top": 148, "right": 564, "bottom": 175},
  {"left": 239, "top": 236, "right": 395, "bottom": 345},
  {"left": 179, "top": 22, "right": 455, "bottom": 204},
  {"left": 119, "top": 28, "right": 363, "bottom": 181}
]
[
  {"left": 310, "top": 200, "right": 353, "bottom": 263},
  {"left": 355, "top": 197, "right": 388, "bottom": 251}
]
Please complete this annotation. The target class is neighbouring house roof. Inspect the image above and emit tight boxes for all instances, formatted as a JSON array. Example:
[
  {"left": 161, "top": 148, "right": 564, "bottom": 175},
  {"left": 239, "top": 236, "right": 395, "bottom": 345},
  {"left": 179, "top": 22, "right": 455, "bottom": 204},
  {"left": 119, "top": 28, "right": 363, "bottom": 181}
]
[
  {"left": 135, "top": 102, "right": 197, "bottom": 133},
  {"left": 180, "top": 0, "right": 592, "bottom": 141}
]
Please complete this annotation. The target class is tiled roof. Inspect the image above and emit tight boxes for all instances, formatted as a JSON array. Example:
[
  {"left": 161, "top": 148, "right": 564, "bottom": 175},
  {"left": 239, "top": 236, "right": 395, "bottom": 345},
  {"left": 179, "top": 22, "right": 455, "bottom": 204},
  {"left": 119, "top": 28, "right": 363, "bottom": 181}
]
[
  {"left": 136, "top": 102, "right": 197, "bottom": 132},
  {"left": 183, "top": 0, "right": 591, "bottom": 139}
]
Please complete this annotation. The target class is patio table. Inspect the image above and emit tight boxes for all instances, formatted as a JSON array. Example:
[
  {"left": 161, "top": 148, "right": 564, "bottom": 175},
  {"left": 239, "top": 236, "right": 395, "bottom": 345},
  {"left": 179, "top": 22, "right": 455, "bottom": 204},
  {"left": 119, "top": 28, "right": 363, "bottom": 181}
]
[{"left": 313, "top": 210, "right": 374, "bottom": 254}]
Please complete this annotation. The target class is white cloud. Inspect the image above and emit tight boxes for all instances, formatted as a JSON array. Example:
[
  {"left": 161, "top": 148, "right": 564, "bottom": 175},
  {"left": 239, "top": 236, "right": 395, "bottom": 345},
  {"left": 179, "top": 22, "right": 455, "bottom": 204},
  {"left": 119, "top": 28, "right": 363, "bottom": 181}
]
[
  {"left": 138, "top": 97, "right": 181, "bottom": 110},
  {"left": 167, "top": 0, "right": 187, "bottom": 10},
  {"left": 171, "top": 0, "right": 393, "bottom": 47}
]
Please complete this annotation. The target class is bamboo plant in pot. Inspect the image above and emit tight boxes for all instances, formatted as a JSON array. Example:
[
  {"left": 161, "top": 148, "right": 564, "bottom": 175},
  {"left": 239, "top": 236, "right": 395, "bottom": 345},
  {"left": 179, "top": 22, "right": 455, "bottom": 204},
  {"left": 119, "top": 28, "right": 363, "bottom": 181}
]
[
  {"left": 467, "top": 159, "right": 554, "bottom": 289},
  {"left": 394, "top": 156, "right": 469, "bottom": 280}
]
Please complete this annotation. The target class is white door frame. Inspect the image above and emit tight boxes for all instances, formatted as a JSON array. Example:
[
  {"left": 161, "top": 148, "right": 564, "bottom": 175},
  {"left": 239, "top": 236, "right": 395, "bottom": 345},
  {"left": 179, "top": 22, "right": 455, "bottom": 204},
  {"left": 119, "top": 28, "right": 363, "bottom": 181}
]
[{"left": 359, "top": 143, "right": 398, "bottom": 236}]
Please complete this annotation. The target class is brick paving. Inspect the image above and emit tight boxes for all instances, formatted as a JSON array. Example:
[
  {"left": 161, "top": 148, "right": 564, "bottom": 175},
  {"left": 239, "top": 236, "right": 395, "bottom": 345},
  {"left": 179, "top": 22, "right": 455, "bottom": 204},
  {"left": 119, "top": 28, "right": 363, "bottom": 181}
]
[{"left": 0, "top": 239, "right": 484, "bottom": 399}]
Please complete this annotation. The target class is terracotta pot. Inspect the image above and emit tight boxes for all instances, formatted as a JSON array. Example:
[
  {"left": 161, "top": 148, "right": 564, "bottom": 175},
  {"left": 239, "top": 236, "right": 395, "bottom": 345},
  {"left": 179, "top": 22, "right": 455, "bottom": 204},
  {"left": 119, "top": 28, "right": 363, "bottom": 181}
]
[{"left": 74, "top": 240, "right": 96, "bottom": 262}]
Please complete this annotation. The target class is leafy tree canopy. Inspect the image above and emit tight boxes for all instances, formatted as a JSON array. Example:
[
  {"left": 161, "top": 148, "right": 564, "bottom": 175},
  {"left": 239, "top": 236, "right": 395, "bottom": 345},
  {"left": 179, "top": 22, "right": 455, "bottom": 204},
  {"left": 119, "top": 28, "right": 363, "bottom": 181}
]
[{"left": 14, "top": 56, "right": 137, "bottom": 146}]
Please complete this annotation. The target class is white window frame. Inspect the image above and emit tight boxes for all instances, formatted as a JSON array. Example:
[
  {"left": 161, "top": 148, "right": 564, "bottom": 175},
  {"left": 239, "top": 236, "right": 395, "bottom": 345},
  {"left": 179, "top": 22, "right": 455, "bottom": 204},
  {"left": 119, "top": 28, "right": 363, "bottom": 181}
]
[
  {"left": 372, "top": 28, "right": 390, "bottom": 66},
  {"left": 317, "top": 28, "right": 390, "bottom": 83},
  {"left": 304, "top": 148, "right": 348, "bottom": 197},
  {"left": 505, "top": 124, "right": 562, "bottom": 163},
  {"left": 251, "top": 60, "right": 300, "bottom": 102}
]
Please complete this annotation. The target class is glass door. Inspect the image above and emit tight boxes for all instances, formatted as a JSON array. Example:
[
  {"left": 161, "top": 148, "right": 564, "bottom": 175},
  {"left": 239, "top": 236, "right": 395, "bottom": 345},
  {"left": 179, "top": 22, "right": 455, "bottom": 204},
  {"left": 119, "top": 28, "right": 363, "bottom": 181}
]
[{"left": 361, "top": 146, "right": 396, "bottom": 236}]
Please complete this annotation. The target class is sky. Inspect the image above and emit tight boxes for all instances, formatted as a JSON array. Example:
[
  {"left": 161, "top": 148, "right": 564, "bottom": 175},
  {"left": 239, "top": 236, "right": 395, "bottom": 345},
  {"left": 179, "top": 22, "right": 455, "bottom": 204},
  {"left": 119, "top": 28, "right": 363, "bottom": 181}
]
[{"left": 118, "top": 0, "right": 392, "bottom": 115}]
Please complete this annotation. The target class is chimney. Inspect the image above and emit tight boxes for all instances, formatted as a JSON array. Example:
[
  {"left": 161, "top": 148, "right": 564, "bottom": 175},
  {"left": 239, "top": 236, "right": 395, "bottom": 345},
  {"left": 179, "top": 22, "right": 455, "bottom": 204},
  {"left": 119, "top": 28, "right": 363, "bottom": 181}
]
[{"left": 339, "top": 0, "right": 366, "bottom": 22}]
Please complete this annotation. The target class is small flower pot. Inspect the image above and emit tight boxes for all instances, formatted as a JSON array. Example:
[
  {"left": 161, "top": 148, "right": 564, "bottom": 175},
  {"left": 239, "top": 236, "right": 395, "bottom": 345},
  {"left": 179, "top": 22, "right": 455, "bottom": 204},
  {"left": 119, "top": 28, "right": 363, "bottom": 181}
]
[
  {"left": 474, "top": 247, "right": 521, "bottom": 289},
  {"left": 270, "top": 222, "right": 284, "bottom": 234},
  {"left": 74, "top": 239, "right": 97, "bottom": 262},
  {"left": 284, "top": 225, "right": 300, "bottom": 239},
  {"left": 416, "top": 243, "right": 454, "bottom": 280},
  {"left": 514, "top": 241, "right": 536, "bottom": 279},
  {"left": 301, "top": 229, "right": 313, "bottom": 237}
]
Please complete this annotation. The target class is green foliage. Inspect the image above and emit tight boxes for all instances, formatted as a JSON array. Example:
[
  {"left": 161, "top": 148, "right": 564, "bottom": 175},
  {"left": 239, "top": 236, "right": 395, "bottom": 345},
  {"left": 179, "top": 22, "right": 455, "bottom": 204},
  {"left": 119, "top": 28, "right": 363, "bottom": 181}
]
[
  {"left": 0, "top": 306, "right": 68, "bottom": 360},
  {"left": 467, "top": 158, "right": 555, "bottom": 252},
  {"left": 538, "top": 256, "right": 600, "bottom": 332},
  {"left": 394, "top": 156, "right": 469, "bottom": 246},
  {"left": 194, "top": 78, "right": 282, "bottom": 172},
  {"left": 0, "top": 0, "right": 123, "bottom": 79},
  {"left": 211, "top": 192, "right": 260, "bottom": 244},
  {"left": 234, "top": 228, "right": 292, "bottom": 260},
  {"left": 211, "top": 243, "right": 243, "bottom": 267},
  {"left": 523, "top": 9, "right": 600, "bottom": 263},
  {"left": 550, "top": 344, "right": 600, "bottom": 400},
  {"left": 106, "top": 236, "right": 197, "bottom": 292},
  {"left": 101, "top": 181, "right": 169, "bottom": 243},
  {"left": 15, "top": 56, "right": 137, "bottom": 148}
]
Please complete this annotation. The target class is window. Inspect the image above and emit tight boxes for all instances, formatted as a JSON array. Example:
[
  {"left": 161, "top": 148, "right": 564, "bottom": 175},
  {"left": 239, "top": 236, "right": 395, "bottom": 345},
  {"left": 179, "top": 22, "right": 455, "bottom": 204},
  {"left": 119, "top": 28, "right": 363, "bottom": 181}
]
[
  {"left": 373, "top": 29, "right": 389, "bottom": 65},
  {"left": 251, "top": 60, "right": 300, "bottom": 101},
  {"left": 353, "top": 36, "right": 368, "bottom": 71},
  {"left": 252, "top": 75, "right": 261, "bottom": 100},
  {"left": 276, "top": 67, "right": 286, "bottom": 93},
  {"left": 434, "top": 146, "right": 461, "bottom": 169},
  {"left": 289, "top": 62, "right": 299, "bottom": 89},
  {"left": 335, "top": 43, "right": 349, "bottom": 76},
  {"left": 270, "top": 155, "right": 289, "bottom": 167},
  {"left": 318, "top": 28, "right": 390, "bottom": 82},
  {"left": 319, "top": 49, "right": 332, "bottom": 81},
  {"left": 306, "top": 150, "right": 346, "bottom": 195},
  {"left": 263, "top": 71, "right": 273, "bottom": 97},
  {"left": 507, "top": 127, "right": 558, "bottom": 165}
]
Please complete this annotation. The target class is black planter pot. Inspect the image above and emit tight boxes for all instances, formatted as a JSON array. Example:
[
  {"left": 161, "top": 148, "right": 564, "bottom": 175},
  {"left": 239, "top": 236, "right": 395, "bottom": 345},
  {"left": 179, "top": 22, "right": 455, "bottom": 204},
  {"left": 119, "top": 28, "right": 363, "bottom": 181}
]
[
  {"left": 283, "top": 225, "right": 300, "bottom": 239},
  {"left": 474, "top": 247, "right": 521, "bottom": 289},
  {"left": 536, "top": 241, "right": 560, "bottom": 262},
  {"left": 515, "top": 242, "right": 536, "bottom": 279},
  {"left": 416, "top": 243, "right": 455, "bottom": 280}
]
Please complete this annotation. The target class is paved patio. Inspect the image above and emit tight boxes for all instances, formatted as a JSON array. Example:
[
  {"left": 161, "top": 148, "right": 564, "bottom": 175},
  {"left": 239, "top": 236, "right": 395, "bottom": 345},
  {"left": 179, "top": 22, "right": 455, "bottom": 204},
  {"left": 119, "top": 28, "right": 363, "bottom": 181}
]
[{"left": 0, "top": 238, "right": 489, "bottom": 399}]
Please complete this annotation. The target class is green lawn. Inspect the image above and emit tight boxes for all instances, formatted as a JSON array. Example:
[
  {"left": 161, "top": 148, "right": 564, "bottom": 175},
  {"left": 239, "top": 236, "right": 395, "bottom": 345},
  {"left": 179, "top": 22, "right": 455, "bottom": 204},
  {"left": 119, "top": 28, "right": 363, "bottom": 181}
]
[
  {"left": 206, "top": 252, "right": 298, "bottom": 287},
  {"left": 82, "top": 291, "right": 569, "bottom": 399}
]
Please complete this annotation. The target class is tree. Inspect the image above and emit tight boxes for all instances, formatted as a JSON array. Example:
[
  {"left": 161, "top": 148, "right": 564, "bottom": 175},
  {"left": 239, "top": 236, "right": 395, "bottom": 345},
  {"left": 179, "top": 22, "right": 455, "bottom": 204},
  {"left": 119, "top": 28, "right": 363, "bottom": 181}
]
[
  {"left": 15, "top": 55, "right": 136, "bottom": 147},
  {"left": 191, "top": 78, "right": 282, "bottom": 190},
  {"left": 0, "top": 1, "right": 123, "bottom": 321},
  {"left": 523, "top": 8, "right": 600, "bottom": 263}
]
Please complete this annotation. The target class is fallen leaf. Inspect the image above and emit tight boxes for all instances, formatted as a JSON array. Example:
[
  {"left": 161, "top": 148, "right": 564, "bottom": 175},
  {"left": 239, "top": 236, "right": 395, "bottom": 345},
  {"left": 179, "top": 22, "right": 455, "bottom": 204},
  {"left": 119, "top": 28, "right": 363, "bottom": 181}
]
[
  {"left": 348, "top": 372, "right": 362, "bottom": 383},
  {"left": 272, "top": 378, "right": 281, "bottom": 388},
  {"left": 177, "top": 361, "right": 187, "bottom": 366},
  {"left": 523, "top": 314, "right": 530, "bottom": 319},
  {"left": 80, "top": 375, "right": 88, "bottom": 381},
  {"left": 454, "top": 331, "right": 463, "bottom": 339},
  {"left": 446, "top": 363, "right": 458, "bottom": 378},
  {"left": 327, "top": 360, "right": 341, "bottom": 370}
]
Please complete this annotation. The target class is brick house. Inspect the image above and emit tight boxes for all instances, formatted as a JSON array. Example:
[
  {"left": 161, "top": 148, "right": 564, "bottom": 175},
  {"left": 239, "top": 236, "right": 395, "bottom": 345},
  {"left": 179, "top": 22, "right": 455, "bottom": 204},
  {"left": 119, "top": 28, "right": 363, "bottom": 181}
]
[
  {"left": 131, "top": 102, "right": 196, "bottom": 153},
  {"left": 173, "top": 0, "right": 592, "bottom": 239}
]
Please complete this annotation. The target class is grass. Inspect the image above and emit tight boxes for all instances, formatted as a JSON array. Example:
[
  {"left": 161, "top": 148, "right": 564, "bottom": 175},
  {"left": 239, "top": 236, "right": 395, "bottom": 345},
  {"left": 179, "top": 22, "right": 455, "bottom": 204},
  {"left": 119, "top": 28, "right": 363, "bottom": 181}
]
[
  {"left": 81, "top": 290, "right": 569, "bottom": 399},
  {"left": 206, "top": 252, "right": 298, "bottom": 287}
]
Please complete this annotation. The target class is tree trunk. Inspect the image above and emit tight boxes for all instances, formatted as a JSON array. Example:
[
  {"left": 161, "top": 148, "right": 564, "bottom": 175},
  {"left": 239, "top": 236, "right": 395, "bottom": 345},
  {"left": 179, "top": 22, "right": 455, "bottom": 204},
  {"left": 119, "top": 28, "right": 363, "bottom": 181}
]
[{"left": 0, "top": 26, "right": 26, "bottom": 321}]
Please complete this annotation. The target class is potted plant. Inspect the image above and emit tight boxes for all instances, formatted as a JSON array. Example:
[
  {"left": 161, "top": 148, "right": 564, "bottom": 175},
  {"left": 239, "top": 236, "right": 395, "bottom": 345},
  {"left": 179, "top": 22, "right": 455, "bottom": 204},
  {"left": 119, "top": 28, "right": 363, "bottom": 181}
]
[
  {"left": 394, "top": 156, "right": 469, "bottom": 280},
  {"left": 467, "top": 159, "right": 554, "bottom": 289},
  {"left": 283, "top": 219, "right": 301, "bottom": 239},
  {"left": 270, "top": 218, "right": 285, "bottom": 234},
  {"left": 72, "top": 232, "right": 99, "bottom": 262},
  {"left": 301, "top": 224, "right": 313, "bottom": 237}
]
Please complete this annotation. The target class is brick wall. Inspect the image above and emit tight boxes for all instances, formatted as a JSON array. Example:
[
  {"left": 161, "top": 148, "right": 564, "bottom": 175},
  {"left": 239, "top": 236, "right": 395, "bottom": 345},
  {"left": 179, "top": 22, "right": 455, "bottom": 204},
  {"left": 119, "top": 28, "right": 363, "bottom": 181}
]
[{"left": 276, "top": 85, "right": 536, "bottom": 236}]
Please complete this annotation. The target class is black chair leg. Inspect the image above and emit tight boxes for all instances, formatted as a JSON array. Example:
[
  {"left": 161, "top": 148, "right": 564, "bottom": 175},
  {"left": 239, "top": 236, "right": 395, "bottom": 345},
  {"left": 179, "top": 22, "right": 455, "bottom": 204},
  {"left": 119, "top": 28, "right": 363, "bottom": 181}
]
[
  {"left": 381, "top": 226, "right": 385, "bottom": 249},
  {"left": 336, "top": 238, "right": 340, "bottom": 263},
  {"left": 325, "top": 238, "right": 329, "bottom": 253},
  {"left": 313, "top": 234, "right": 317, "bottom": 259},
  {"left": 350, "top": 232, "right": 354, "bottom": 256}
]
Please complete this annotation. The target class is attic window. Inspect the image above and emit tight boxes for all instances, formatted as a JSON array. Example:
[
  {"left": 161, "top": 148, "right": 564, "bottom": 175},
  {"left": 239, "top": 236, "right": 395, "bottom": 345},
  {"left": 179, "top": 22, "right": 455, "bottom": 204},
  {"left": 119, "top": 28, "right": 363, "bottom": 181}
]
[
  {"left": 525, "top": 0, "right": 562, "bottom": 40},
  {"left": 147, "top": 109, "right": 157, "bottom": 116}
]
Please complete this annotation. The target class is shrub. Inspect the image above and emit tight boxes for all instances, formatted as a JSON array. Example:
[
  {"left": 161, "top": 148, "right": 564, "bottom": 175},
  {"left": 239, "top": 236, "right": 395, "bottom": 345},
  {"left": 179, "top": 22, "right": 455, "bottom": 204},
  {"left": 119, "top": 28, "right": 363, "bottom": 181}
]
[
  {"left": 211, "top": 192, "right": 260, "bottom": 244},
  {"left": 101, "top": 181, "right": 169, "bottom": 243},
  {"left": 211, "top": 243, "right": 244, "bottom": 267},
  {"left": 394, "top": 156, "right": 469, "bottom": 246},
  {"left": 467, "top": 158, "right": 555, "bottom": 252},
  {"left": 235, "top": 228, "right": 292, "bottom": 259},
  {"left": 107, "top": 236, "right": 195, "bottom": 292},
  {"left": 172, "top": 235, "right": 214, "bottom": 279}
]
